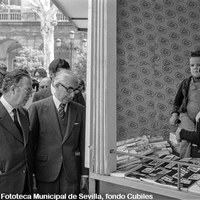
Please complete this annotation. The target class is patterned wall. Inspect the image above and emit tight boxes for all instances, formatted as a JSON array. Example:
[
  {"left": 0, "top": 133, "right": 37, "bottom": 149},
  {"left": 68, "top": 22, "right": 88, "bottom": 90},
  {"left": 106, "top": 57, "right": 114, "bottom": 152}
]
[{"left": 117, "top": 0, "right": 200, "bottom": 141}]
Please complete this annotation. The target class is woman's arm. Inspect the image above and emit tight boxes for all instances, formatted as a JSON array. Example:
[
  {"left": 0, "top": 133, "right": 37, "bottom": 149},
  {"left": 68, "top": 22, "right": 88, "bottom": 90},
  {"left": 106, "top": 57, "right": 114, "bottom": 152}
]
[
  {"left": 179, "top": 129, "right": 200, "bottom": 146},
  {"left": 171, "top": 81, "right": 184, "bottom": 114}
]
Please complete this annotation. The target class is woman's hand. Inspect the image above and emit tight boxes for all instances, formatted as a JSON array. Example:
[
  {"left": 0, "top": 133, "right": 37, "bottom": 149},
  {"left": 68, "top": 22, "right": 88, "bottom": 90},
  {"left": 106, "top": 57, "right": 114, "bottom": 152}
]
[{"left": 169, "top": 113, "right": 179, "bottom": 126}]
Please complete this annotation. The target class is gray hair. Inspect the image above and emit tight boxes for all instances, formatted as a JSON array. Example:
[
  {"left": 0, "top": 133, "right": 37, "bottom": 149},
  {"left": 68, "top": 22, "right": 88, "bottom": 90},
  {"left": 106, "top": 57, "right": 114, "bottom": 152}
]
[
  {"left": 53, "top": 70, "right": 78, "bottom": 87},
  {"left": 2, "top": 69, "right": 31, "bottom": 93}
]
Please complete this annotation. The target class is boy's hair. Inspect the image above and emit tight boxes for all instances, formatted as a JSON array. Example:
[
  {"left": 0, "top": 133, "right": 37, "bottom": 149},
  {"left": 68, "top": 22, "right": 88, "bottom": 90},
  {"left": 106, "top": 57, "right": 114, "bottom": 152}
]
[{"left": 191, "top": 51, "right": 200, "bottom": 57}]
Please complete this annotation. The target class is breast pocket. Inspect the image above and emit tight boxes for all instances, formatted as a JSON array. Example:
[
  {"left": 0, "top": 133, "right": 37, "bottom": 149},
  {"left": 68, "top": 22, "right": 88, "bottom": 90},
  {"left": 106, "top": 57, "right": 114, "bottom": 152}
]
[{"left": 73, "top": 123, "right": 81, "bottom": 131}]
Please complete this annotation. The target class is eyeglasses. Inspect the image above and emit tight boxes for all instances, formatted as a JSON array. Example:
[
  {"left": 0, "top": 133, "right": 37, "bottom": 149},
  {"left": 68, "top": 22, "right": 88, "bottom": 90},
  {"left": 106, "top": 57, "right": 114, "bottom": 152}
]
[
  {"left": 40, "top": 85, "right": 49, "bottom": 89},
  {"left": 17, "top": 87, "right": 33, "bottom": 96},
  {"left": 59, "top": 83, "right": 79, "bottom": 94}
]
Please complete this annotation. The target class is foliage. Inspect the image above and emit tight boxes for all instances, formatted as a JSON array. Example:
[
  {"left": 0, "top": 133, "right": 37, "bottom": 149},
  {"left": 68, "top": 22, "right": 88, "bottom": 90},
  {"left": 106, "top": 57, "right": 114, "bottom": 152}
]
[
  {"left": 14, "top": 47, "right": 44, "bottom": 75},
  {"left": 73, "top": 44, "right": 87, "bottom": 83}
]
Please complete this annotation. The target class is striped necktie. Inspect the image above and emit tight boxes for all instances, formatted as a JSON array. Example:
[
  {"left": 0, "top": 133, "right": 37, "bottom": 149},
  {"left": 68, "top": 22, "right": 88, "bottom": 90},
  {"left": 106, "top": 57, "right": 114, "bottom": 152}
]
[{"left": 58, "top": 103, "right": 66, "bottom": 119}]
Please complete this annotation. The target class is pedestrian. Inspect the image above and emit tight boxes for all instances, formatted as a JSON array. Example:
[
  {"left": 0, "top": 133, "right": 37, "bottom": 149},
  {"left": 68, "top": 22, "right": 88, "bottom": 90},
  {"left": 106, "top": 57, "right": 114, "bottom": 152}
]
[
  {"left": 29, "top": 70, "right": 88, "bottom": 195},
  {"left": 38, "top": 77, "right": 51, "bottom": 91},
  {"left": 0, "top": 69, "right": 33, "bottom": 194},
  {"left": 169, "top": 50, "right": 200, "bottom": 157}
]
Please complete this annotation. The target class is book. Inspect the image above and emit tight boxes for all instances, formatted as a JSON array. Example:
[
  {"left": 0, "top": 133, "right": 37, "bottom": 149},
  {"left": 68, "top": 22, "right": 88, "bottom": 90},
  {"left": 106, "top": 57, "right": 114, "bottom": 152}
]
[
  {"left": 148, "top": 136, "right": 164, "bottom": 143},
  {"left": 124, "top": 154, "right": 200, "bottom": 191},
  {"left": 155, "top": 165, "right": 200, "bottom": 190},
  {"left": 188, "top": 180, "right": 200, "bottom": 194},
  {"left": 117, "top": 158, "right": 141, "bottom": 169},
  {"left": 110, "top": 163, "right": 140, "bottom": 178},
  {"left": 125, "top": 169, "right": 147, "bottom": 181}
]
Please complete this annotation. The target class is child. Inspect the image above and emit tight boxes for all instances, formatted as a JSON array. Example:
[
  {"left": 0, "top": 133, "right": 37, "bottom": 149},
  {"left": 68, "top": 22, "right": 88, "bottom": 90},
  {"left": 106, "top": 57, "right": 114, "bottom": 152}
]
[{"left": 169, "top": 50, "right": 200, "bottom": 157}]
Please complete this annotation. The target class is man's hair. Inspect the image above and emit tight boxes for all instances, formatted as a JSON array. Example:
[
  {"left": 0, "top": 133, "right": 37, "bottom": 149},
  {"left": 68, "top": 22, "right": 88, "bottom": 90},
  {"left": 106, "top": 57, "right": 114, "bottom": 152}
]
[
  {"left": 32, "top": 79, "right": 39, "bottom": 91},
  {"left": 0, "top": 72, "right": 5, "bottom": 89},
  {"left": 2, "top": 69, "right": 31, "bottom": 93},
  {"left": 49, "top": 59, "right": 71, "bottom": 75},
  {"left": 78, "top": 79, "right": 86, "bottom": 91},
  {"left": 0, "top": 63, "right": 7, "bottom": 72},
  {"left": 191, "top": 50, "right": 200, "bottom": 57},
  {"left": 33, "top": 67, "right": 47, "bottom": 77},
  {"left": 53, "top": 70, "right": 78, "bottom": 87},
  {"left": 0, "top": 63, "right": 7, "bottom": 88}
]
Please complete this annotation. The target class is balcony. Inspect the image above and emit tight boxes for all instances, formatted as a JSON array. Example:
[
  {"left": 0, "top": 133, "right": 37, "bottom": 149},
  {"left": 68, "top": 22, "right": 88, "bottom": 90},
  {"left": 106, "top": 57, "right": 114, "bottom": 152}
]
[{"left": 0, "top": 12, "right": 69, "bottom": 22}]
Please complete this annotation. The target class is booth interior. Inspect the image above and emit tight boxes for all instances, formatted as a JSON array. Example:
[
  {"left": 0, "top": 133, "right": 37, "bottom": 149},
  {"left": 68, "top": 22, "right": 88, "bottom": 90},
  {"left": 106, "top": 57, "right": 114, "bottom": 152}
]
[{"left": 86, "top": 0, "right": 200, "bottom": 199}]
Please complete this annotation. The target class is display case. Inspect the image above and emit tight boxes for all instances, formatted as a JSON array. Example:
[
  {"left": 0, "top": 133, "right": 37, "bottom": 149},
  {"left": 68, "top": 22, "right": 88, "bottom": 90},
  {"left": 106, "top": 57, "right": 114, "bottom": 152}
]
[
  {"left": 86, "top": 1, "right": 200, "bottom": 200},
  {"left": 90, "top": 150, "right": 200, "bottom": 200}
]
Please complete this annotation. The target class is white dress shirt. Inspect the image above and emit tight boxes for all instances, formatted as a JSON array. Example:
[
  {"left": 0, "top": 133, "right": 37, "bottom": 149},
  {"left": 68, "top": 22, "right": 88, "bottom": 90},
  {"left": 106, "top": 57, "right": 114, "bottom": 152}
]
[
  {"left": 0, "top": 96, "right": 15, "bottom": 120},
  {"left": 52, "top": 94, "right": 67, "bottom": 112}
]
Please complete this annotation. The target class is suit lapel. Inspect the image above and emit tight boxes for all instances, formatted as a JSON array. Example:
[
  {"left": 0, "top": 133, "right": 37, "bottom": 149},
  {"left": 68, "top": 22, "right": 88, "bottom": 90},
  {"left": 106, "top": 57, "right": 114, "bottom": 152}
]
[
  {"left": 45, "top": 97, "right": 63, "bottom": 141},
  {"left": 0, "top": 102, "right": 23, "bottom": 143},
  {"left": 63, "top": 102, "right": 77, "bottom": 142}
]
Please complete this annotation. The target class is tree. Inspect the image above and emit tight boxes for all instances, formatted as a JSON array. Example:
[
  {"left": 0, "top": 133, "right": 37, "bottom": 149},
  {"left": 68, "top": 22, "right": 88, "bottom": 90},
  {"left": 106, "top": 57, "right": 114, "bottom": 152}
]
[
  {"left": 14, "top": 47, "right": 44, "bottom": 75},
  {"left": 0, "top": 0, "right": 58, "bottom": 72},
  {"left": 27, "top": 0, "right": 58, "bottom": 71},
  {"left": 73, "top": 43, "right": 87, "bottom": 83}
]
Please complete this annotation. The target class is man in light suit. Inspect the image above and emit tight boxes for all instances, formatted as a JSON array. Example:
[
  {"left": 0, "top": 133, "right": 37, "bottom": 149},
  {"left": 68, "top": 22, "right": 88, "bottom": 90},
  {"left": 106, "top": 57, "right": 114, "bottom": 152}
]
[
  {"left": 29, "top": 70, "right": 88, "bottom": 195},
  {"left": 0, "top": 69, "right": 33, "bottom": 194}
]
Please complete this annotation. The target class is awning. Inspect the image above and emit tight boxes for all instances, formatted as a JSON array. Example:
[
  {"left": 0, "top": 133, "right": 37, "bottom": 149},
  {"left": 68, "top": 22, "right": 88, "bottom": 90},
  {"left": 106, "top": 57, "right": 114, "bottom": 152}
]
[{"left": 52, "top": 0, "right": 88, "bottom": 31}]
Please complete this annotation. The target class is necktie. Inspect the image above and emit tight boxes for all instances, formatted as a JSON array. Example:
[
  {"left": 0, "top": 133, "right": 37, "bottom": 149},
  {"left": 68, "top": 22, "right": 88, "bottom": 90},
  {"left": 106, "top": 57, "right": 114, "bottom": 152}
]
[
  {"left": 13, "top": 109, "right": 23, "bottom": 137},
  {"left": 58, "top": 103, "right": 66, "bottom": 119}
]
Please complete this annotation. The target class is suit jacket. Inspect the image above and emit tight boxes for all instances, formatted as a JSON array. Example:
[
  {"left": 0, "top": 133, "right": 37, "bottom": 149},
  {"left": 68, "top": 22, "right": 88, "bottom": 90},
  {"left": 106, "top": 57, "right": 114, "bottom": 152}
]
[
  {"left": 32, "top": 86, "right": 86, "bottom": 106},
  {"left": 29, "top": 97, "right": 88, "bottom": 183},
  {"left": 0, "top": 102, "right": 32, "bottom": 194}
]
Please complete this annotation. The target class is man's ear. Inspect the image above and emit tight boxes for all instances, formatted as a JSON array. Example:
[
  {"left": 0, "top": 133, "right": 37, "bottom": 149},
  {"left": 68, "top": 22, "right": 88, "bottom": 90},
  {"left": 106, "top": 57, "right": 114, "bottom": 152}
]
[
  {"left": 49, "top": 72, "right": 55, "bottom": 80},
  {"left": 10, "top": 85, "right": 16, "bottom": 93},
  {"left": 52, "top": 81, "right": 59, "bottom": 89}
]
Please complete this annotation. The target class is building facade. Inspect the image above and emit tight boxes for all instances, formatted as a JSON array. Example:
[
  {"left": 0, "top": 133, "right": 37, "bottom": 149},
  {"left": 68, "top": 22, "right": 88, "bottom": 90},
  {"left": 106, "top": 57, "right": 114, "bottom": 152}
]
[{"left": 0, "top": 0, "right": 87, "bottom": 71}]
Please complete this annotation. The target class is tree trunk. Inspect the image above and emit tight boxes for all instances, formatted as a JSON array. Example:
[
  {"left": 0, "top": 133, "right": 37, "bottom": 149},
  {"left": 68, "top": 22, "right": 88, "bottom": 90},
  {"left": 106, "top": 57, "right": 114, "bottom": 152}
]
[{"left": 41, "top": 22, "right": 55, "bottom": 72}]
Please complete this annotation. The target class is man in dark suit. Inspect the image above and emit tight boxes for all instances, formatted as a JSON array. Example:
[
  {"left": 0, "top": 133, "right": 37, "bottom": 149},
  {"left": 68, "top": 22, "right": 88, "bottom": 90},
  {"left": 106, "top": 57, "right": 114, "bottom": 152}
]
[
  {"left": 0, "top": 69, "right": 33, "bottom": 194},
  {"left": 29, "top": 70, "right": 88, "bottom": 195},
  {"left": 32, "top": 58, "right": 85, "bottom": 106}
]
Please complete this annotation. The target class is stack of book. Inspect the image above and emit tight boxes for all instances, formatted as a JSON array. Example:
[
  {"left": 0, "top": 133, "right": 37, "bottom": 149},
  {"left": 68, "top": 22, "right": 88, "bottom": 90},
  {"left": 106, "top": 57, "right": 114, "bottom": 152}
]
[{"left": 110, "top": 136, "right": 172, "bottom": 177}]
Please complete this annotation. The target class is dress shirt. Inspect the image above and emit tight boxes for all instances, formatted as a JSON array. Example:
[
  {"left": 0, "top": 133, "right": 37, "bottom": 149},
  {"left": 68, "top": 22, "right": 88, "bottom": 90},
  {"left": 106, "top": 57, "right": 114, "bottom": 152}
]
[
  {"left": 51, "top": 83, "right": 56, "bottom": 95},
  {"left": 52, "top": 94, "right": 67, "bottom": 112},
  {"left": 0, "top": 96, "right": 15, "bottom": 120}
]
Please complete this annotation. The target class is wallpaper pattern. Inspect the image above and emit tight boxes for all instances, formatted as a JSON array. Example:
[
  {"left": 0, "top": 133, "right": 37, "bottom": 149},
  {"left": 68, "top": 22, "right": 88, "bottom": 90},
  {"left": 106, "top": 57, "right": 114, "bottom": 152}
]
[{"left": 117, "top": 0, "right": 200, "bottom": 141}]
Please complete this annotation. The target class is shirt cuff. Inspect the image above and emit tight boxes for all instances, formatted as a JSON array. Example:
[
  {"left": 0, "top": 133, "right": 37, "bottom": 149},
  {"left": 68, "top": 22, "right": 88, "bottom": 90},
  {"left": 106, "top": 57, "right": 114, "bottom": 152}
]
[{"left": 81, "top": 175, "right": 89, "bottom": 178}]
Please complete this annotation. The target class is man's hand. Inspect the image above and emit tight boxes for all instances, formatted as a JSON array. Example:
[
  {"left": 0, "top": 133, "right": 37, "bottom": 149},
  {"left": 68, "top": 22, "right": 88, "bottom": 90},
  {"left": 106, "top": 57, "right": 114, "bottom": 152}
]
[
  {"left": 175, "top": 127, "right": 182, "bottom": 142},
  {"left": 80, "top": 176, "right": 89, "bottom": 194}
]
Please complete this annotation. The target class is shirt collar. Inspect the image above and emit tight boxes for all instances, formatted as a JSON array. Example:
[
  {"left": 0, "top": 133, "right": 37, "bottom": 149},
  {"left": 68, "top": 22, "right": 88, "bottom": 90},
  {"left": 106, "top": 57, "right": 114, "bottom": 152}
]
[
  {"left": 52, "top": 94, "right": 67, "bottom": 111},
  {"left": 51, "top": 83, "right": 56, "bottom": 95},
  {"left": 52, "top": 94, "right": 61, "bottom": 110},
  {"left": 0, "top": 95, "right": 14, "bottom": 114}
]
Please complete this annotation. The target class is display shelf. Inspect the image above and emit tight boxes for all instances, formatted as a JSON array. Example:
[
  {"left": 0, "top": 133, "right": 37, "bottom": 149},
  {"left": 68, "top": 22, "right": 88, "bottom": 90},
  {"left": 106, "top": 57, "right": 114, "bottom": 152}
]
[
  {"left": 112, "top": 150, "right": 200, "bottom": 186},
  {"left": 90, "top": 172, "right": 199, "bottom": 200},
  {"left": 89, "top": 149, "right": 200, "bottom": 200}
]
